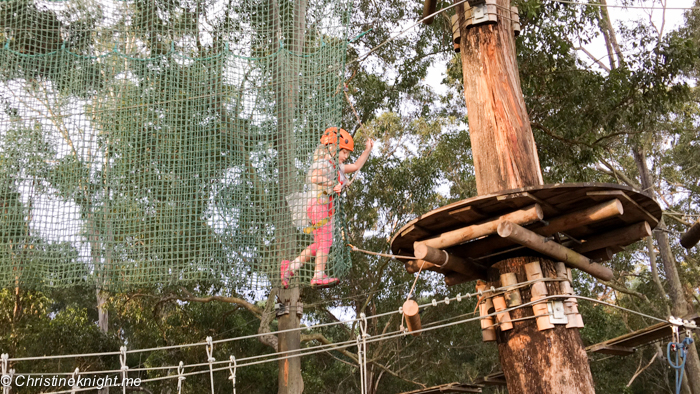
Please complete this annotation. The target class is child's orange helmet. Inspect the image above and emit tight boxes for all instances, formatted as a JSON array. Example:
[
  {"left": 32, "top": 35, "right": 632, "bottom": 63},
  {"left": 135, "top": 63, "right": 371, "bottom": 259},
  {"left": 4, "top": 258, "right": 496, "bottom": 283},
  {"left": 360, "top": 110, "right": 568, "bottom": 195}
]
[{"left": 321, "top": 127, "right": 354, "bottom": 151}]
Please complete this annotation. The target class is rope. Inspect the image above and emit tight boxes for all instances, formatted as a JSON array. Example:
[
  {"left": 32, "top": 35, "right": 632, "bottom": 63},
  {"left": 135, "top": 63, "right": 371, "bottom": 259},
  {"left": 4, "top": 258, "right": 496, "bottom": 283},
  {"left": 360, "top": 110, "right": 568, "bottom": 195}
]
[
  {"left": 348, "top": 0, "right": 470, "bottom": 65},
  {"left": 206, "top": 337, "right": 216, "bottom": 394},
  {"left": 668, "top": 318, "right": 697, "bottom": 394},
  {"left": 348, "top": 244, "right": 416, "bottom": 260},
  {"left": 70, "top": 368, "right": 80, "bottom": 394},
  {"left": 401, "top": 259, "right": 427, "bottom": 332},
  {"left": 228, "top": 356, "right": 237, "bottom": 394},
  {"left": 177, "top": 361, "right": 186, "bottom": 394},
  {"left": 549, "top": 0, "right": 699, "bottom": 10},
  {"left": 119, "top": 347, "right": 128, "bottom": 394},
  {"left": 4, "top": 280, "right": 672, "bottom": 368},
  {"left": 24, "top": 293, "right": 680, "bottom": 394},
  {"left": 357, "top": 313, "right": 369, "bottom": 394}
]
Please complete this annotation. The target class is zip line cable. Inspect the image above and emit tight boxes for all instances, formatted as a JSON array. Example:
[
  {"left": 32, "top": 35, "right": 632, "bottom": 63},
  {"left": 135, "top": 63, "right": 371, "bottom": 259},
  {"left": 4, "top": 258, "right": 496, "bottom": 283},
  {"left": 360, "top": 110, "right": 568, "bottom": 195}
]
[
  {"left": 0, "top": 276, "right": 618, "bottom": 362},
  {"left": 550, "top": 0, "right": 700, "bottom": 11}
]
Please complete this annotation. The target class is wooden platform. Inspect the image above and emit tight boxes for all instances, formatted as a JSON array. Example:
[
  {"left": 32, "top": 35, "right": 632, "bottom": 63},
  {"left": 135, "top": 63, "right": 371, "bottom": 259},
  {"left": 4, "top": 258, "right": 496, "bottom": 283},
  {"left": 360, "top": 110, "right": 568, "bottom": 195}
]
[{"left": 390, "top": 183, "right": 661, "bottom": 280}]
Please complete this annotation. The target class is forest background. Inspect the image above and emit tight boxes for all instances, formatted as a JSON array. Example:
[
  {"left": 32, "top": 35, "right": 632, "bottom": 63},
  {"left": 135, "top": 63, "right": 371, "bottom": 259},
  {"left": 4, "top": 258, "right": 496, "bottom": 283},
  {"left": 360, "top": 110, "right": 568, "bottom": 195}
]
[{"left": 1, "top": 0, "right": 700, "bottom": 393}]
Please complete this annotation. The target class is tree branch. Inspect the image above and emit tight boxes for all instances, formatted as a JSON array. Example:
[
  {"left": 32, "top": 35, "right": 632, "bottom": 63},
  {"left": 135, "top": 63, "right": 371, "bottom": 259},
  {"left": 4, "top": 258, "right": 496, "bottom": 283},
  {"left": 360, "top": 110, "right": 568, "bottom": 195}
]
[
  {"left": 179, "top": 287, "right": 263, "bottom": 318},
  {"left": 626, "top": 352, "right": 658, "bottom": 387},
  {"left": 597, "top": 157, "right": 642, "bottom": 189},
  {"left": 257, "top": 288, "right": 279, "bottom": 350},
  {"left": 601, "top": 280, "right": 650, "bottom": 304}
]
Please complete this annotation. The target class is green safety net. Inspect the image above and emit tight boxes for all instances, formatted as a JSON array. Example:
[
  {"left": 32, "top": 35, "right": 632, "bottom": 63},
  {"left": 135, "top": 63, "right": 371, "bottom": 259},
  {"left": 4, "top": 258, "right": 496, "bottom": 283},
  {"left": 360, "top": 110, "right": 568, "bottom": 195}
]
[{"left": 0, "top": 0, "right": 353, "bottom": 291}]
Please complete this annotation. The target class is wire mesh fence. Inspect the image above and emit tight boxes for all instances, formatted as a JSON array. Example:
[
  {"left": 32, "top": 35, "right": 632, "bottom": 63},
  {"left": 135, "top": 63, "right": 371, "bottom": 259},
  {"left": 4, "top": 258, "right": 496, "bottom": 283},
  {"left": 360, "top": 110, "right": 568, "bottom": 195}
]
[{"left": 0, "top": 0, "right": 353, "bottom": 291}]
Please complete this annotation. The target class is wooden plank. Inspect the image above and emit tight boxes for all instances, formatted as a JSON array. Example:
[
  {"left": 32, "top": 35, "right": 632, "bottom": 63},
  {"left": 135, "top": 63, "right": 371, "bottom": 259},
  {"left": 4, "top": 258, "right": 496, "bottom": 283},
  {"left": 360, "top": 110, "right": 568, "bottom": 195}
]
[
  {"left": 448, "top": 205, "right": 488, "bottom": 224},
  {"left": 588, "top": 344, "right": 635, "bottom": 356},
  {"left": 587, "top": 190, "right": 659, "bottom": 226},
  {"left": 400, "top": 224, "right": 432, "bottom": 242},
  {"left": 499, "top": 191, "right": 561, "bottom": 216},
  {"left": 399, "top": 383, "right": 483, "bottom": 394},
  {"left": 474, "top": 372, "right": 507, "bottom": 386}
]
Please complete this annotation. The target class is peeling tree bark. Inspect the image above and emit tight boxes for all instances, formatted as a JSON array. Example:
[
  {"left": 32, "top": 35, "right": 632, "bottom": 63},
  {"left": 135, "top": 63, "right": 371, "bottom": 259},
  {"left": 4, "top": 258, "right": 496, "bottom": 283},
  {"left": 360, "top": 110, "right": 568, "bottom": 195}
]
[{"left": 458, "top": 0, "right": 542, "bottom": 196}]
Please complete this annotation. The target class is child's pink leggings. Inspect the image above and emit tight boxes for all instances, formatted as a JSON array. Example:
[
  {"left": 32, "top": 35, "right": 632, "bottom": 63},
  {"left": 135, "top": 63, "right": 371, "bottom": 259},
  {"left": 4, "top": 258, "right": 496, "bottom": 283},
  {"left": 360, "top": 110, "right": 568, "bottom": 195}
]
[{"left": 307, "top": 198, "right": 333, "bottom": 256}]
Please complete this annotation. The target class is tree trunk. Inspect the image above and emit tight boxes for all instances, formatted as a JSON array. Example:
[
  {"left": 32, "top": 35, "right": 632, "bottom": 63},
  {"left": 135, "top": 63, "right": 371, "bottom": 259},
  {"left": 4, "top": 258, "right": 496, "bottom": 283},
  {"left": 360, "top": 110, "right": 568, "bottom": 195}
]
[
  {"left": 458, "top": 0, "right": 543, "bottom": 196},
  {"left": 457, "top": 1, "right": 595, "bottom": 392},
  {"left": 487, "top": 257, "right": 595, "bottom": 394},
  {"left": 633, "top": 146, "right": 700, "bottom": 394}
]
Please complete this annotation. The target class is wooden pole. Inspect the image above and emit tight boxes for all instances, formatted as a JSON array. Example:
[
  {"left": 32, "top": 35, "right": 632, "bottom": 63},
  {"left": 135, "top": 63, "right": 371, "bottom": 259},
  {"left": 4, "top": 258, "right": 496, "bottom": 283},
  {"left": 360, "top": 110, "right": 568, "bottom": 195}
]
[
  {"left": 413, "top": 242, "right": 486, "bottom": 280},
  {"left": 456, "top": 1, "right": 595, "bottom": 391},
  {"left": 497, "top": 221, "right": 614, "bottom": 281},
  {"left": 453, "top": 199, "right": 624, "bottom": 260},
  {"left": 403, "top": 299, "right": 422, "bottom": 336},
  {"left": 572, "top": 221, "right": 651, "bottom": 254},
  {"left": 681, "top": 218, "right": 700, "bottom": 249},
  {"left": 416, "top": 204, "right": 543, "bottom": 250}
]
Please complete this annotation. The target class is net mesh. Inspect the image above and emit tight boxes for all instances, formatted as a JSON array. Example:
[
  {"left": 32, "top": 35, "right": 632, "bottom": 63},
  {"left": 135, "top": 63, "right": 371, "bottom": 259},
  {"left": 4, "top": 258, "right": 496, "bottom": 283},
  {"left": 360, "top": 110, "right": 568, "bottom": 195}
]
[{"left": 0, "top": 0, "right": 353, "bottom": 291}]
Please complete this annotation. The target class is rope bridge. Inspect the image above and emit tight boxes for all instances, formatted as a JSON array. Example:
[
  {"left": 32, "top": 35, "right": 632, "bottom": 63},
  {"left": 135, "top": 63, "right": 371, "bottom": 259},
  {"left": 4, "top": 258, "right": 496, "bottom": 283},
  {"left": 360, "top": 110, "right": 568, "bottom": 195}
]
[
  {"left": 0, "top": 279, "right": 677, "bottom": 393},
  {"left": 0, "top": 0, "right": 353, "bottom": 291}
]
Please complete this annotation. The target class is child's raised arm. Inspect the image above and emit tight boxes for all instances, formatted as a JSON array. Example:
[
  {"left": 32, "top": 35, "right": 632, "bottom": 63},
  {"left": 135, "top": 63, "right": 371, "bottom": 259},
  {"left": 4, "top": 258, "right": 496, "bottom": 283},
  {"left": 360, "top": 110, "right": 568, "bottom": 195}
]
[{"left": 343, "top": 138, "right": 374, "bottom": 174}]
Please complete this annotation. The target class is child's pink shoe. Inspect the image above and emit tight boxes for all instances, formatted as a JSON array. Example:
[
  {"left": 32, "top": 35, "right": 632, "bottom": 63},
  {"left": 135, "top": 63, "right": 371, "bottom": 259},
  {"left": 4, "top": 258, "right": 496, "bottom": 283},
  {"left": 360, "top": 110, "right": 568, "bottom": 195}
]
[
  {"left": 280, "top": 260, "right": 294, "bottom": 289},
  {"left": 310, "top": 275, "right": 338, "bottom": 288}
]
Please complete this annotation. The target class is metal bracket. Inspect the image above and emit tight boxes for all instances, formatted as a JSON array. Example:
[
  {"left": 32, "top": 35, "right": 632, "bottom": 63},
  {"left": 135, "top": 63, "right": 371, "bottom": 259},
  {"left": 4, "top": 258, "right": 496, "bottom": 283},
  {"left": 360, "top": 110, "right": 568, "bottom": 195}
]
[
  {"left": 464, "top": 0, "right": 498, "bottom": 28},
  {"left": 548, "top": 301, "right": 568, "bottom": 324},
  {"left": 275, "top": 302, "right": 304, "bottom": 317}
]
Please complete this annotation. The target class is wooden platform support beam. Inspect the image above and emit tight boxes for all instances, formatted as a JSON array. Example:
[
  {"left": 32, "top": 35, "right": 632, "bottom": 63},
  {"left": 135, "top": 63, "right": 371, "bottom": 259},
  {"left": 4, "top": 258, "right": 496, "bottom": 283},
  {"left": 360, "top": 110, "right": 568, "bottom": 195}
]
[
  {"left": 413, "top": 242, "right": 486, "bottom": 280},
  {"left": 444, "top": 271, "right": 472, "bottom": 286},
  {"left": 582, "top": 247, "right": 614, "bottom": 263},
  {"left": 542, "top": 199, "right": 623, "bottom": 235},
  {"left": 681, "top": 218, "right": 700, "bottom": 249},
  {"left": 416, "top": 204, "right": 543, "bottom": 250},
  {"left": 454, "top": 199, "right": 624, "bottom": 262},
  {"left": 498, "top": 221, "right": 614, "bottom": 281},
  {"left": 573, "top": 221, "right": 651, "bottom": 254}
]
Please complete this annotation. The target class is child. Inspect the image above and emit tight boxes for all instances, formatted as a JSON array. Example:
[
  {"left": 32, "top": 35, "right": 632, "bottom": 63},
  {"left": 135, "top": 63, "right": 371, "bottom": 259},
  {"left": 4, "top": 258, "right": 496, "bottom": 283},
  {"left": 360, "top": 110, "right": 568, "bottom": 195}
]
[{"left": 281, "top": 127, "right": 373, "bottom": 287}]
